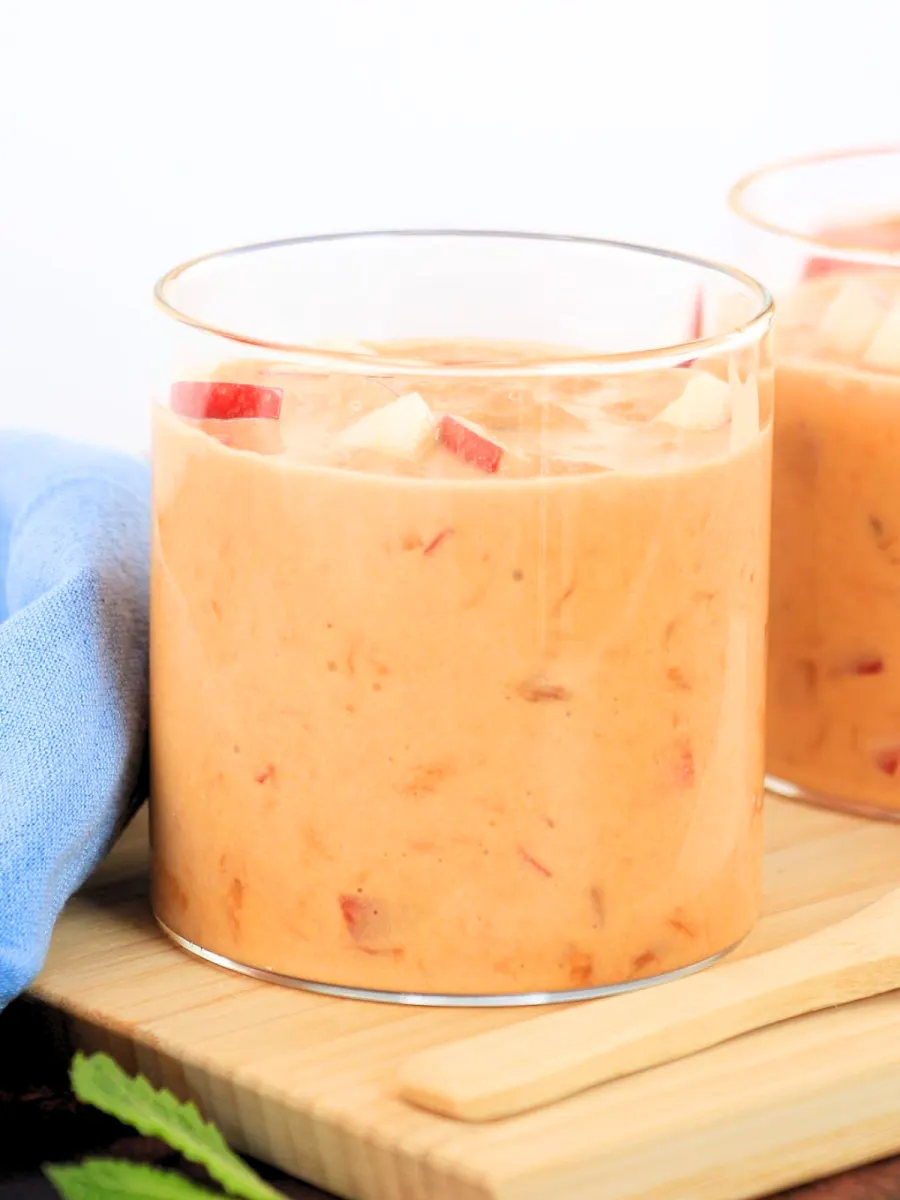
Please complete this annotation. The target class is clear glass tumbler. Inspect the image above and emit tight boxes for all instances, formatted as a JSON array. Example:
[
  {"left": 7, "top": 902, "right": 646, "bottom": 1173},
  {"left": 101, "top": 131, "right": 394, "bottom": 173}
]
[
  {"left": 730, "top": 148, "right": 900, "bottom": 820},
  {"left": 151, "top": 231, "right": 773, "bottom": 1005}
]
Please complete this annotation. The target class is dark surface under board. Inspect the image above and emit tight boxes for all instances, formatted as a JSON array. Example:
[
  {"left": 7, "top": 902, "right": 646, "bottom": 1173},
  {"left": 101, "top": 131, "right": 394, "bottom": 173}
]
[{"left": 2, "top": 996, "right": 900, "bottom": 1200}]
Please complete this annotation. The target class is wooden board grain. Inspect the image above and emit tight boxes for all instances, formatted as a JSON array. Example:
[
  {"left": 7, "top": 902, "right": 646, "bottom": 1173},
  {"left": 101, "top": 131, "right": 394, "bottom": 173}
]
[{"left": 31, "top": 798, "right": 900, "bottom": 1200}]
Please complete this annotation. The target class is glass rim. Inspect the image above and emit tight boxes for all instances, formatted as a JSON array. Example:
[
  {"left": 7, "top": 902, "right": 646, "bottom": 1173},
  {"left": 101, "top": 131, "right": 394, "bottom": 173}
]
[
  {"left": 728, "top": 144, "right": 900, "bottom": 267},
  {"left": 153, "top": 229, "right": 773, "bottom": 378}
]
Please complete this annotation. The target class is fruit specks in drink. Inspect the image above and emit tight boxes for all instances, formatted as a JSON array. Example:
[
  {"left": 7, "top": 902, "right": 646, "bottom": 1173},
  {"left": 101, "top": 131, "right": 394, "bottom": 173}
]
[
  {"left": 589, "top": 886, "right": 606, "bottom": 929},
  {"left": 850, "top": 656, "right": 885, "bottom": 676},
  {"left": 867, "top": 515, "right": 900, "bottom": 565},
  {"left": 666, "top": 666, "right": 692, "bottom": 692},
  {"left": 873, "top": 746, "right": 900, "bottom": 777},
  {"left": 632, "top": 949, "right": 658, "bottom": 973},
  {"left": 566, "top": 948, "right": 594, "bottom": 987},
  {"left": 672, "top": 742, "right": 695, "bottom": 787},
  {"left": 518, "top": 847, "right": 553, "bottom": 878},
  {"left": 401, "top": 762, "right": 451, "bottom": 798},
  {"left": 668, "top": 910, "right": 695, "bottom": 938},
  {"left": 158, "top": 867, "right": 189, "bottom": 914},
  {"left": 552, "top": 579, "right": 577, "bottom": 616},
  {"left": 516, "top": 678, "right": 572, "bottom": 703},
  {"left": 423, "top": 527, "right": 455, "bottom": 555},
  {"left": 798, "top": 658, "right": 819, "bottom": 695},
  {"left": 338, "top": 893, "right": 401, "bottom": 955},
  {"left": 227, "top": 877, "right": 245, "bottom": 938}
]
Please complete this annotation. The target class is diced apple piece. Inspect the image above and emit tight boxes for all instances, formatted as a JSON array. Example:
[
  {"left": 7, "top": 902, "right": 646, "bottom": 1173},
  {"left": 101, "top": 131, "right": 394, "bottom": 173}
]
[
  {"left": 862, "top": 303, "right": 900, "bottom": 371},
  {"left": 437, "top": 414, "right": 505, "bottom": 473},
  {"left": 817, "top": 280, "right": 886, "bottom": 358},
  {"left": 171, "top": 380, "right": 283, "bottom": 420},
  {"left": 657, "top": 374, "right": 731, "bottom": 431},
  {"left": 338, "top": 391, "right": 435, "bottom": 458}
]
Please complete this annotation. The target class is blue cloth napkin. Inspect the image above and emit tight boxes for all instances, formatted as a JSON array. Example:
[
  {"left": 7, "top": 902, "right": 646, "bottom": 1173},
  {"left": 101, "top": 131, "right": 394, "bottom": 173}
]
[{"left": 0, "top": 433, "right": 150, "bottom": 1007}]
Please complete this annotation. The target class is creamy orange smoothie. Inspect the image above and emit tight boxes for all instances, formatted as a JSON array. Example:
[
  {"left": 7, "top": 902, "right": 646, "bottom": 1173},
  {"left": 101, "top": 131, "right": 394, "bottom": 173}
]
[
  {"left": 768, "top": 261, "right": 900, "bottom": 814},
  {"left": 151, "top": 341, "right": 771, "bottom": 998}
]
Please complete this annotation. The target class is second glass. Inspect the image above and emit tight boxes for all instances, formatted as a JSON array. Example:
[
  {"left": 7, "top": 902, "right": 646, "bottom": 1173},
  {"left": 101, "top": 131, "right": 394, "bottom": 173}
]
[
  {"left": 151, "top": 232, "right": 773, "bottom": 1004},
  {"left": 731, "top": 148, "right": 900, "bottom": 820}
]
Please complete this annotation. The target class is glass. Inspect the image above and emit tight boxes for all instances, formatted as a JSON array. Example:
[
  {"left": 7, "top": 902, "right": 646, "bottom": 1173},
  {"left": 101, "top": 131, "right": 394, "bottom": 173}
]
[
  {"left": 730, "top": 148, "right": 900, "bottom": 821},
  {"left": 151, "top": 231, "right": 773, "bottom": 1005}
]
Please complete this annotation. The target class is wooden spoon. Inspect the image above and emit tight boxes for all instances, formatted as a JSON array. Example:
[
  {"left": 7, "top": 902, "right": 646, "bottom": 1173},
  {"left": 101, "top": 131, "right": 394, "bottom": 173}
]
[{"left": 398, "top": 887, "right": 900, "bottom": 1121}]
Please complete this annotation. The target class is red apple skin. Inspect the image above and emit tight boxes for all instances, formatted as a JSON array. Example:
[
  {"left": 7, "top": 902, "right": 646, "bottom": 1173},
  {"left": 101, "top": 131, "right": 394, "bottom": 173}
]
[
  {"left": 802, "top": 216, "right": 900, "bottom": 281},
  {"left": 437, "top": 415, "right": 504, "bottom": 473},
  {"left": 688, "top": 290, "right": 704, "bottom": 341},
  {"left": 850, "top": 657, "right": 885, "bottom": 677},
  {"left": 170, "top": 380, "right": 283, "bottom": 420},
  {"left": 679, "top": 290, "right": 704, "bottom": 367},
  {"left": 873, "top": 746, "right": 900, "bottom": 777},
  {"left": 338, "top": 894, "right": 398, "bottom": 955}
]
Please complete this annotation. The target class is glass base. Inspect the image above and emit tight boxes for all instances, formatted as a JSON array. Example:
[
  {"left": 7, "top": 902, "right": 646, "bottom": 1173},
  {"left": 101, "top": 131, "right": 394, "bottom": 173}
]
[
  {"left": 766, "top": 773, "right": 900, "bottom": 823},
  {"left": 157, "top": 915, "right": 742, "bottom": 1008}
]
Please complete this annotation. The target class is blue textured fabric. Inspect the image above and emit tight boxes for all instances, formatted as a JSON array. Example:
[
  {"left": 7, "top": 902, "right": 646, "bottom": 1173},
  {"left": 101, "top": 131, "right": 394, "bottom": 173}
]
[{"left": 0, "top": 433, "right": 150, "bottom": 1007}]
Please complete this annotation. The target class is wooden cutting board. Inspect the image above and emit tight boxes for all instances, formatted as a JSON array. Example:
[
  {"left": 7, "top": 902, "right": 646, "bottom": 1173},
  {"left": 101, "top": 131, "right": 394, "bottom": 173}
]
[{"left": 31, "top": 797, "right": 900, "bottom": 1200}]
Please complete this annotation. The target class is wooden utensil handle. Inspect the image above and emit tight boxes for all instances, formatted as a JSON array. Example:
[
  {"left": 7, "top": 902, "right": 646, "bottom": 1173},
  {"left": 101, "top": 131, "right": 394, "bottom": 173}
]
[{"left": 398, "top": 889, "right": 900, "bottom": 1121}]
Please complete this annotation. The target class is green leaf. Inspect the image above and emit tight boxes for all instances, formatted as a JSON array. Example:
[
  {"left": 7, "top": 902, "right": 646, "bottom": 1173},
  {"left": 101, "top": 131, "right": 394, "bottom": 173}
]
[
  {"left": 69, "top": 1053, "right": 282, "bottom": 1200},
  {"left": 45, "top": 1160, "right": 222, "bottom": 1200}
]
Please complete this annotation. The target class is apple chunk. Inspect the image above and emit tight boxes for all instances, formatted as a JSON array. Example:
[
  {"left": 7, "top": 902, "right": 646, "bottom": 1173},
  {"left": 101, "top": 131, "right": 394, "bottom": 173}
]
[
  {"left": 817, "top": 280, "right": 885, "bottom": 358},
  {"left": 657, "top": 373, "right": 731, "bottom": 431},
  {"left": 170, "top": 380, "right": 283, "bottom": 420},
  {"left": 437, "top": 415, "right": 505, "bottom": 473},
  {"left": 338, "top": 392, "right": 436, "bottom": 458}
]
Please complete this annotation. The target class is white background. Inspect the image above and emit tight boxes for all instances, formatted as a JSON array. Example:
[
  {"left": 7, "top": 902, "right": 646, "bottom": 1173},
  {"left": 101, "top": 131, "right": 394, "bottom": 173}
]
[{"left": 2, "top": 0, "right": 899, "bottom": 452}]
